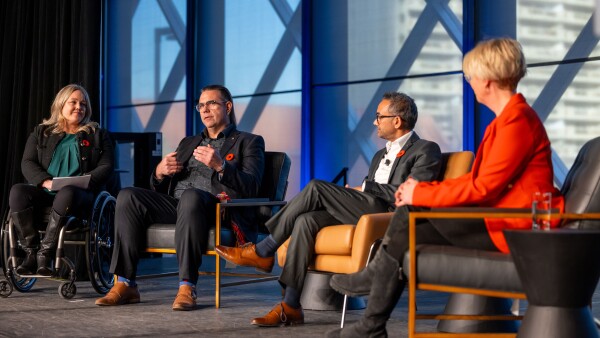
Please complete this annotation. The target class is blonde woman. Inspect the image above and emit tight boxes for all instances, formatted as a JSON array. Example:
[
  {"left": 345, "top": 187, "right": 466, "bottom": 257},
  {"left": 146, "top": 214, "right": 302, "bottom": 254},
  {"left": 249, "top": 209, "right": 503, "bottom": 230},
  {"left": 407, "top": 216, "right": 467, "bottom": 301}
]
[{"left": 9, "top": 84, "right": 114, "bottom": 276}]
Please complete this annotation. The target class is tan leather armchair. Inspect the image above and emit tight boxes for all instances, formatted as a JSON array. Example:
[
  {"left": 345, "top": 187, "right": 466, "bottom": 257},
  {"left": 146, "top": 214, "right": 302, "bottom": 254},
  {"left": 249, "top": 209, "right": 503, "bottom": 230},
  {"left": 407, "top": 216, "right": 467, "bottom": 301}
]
[
  {"left": 277, "top": 212, "right": 393, "bottom": 274},
  {"left": 276, "top": 151, "right": 475, "bottom": 310}
]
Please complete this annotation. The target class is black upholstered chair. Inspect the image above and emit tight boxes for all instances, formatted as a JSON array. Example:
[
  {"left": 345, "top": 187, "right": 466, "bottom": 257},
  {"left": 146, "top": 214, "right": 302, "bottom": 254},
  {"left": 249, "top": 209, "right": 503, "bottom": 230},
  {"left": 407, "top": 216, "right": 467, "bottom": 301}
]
[
  {"left": 404, "top": 137, "right": 600, "bottom": 337},
  {"left": 143, "top": 151, "right": 291, "bottom": 308}
]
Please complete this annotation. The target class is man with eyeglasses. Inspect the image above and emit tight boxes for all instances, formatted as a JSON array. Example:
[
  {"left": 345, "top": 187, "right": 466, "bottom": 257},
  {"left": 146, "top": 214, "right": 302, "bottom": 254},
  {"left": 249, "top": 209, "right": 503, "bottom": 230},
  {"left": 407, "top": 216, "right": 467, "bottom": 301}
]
[
  {"left": 96, "top": 84, "right": 265, "bottom": 311},
  {"left": 215, "top": 92, "right": 442, "bottom": 327}
]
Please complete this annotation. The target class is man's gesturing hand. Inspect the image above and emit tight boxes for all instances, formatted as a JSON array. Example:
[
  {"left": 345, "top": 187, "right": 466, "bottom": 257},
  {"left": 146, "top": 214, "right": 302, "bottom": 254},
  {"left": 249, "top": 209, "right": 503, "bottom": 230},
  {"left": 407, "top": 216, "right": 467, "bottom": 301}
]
[
  {"left": 155, "top": 152, "right": 183, "bottom": 180},
  {"left": 193, "top": 144, "right": 224, "bottom": 171}
]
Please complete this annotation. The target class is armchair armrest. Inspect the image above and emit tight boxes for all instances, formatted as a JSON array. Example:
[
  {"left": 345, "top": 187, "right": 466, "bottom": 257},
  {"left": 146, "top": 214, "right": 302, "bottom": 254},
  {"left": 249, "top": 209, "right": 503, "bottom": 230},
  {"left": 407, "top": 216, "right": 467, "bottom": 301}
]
[{"left": 349, "top": 212, "right": 394, "bottom": 272}]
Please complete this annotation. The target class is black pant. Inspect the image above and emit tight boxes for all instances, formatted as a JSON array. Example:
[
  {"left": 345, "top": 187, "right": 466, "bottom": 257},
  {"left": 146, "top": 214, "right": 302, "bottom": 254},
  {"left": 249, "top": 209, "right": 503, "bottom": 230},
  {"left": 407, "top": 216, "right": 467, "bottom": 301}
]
[
  {"left": 109, "top": 187, "right": 218, "bottom": 284},
  {"left": 382, "top": 205, "right": 498, "bottom": 267},
  {"left": 266, "top": 179, "right": 390, "bottom": 291},
  {"left": 9, "top": 183, "right": 94, "bottom": 218}
]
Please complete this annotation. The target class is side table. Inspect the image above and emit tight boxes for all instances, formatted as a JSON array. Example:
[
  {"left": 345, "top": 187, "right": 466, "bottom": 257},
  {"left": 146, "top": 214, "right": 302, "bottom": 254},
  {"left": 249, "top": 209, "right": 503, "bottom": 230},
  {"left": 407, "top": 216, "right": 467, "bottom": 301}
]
[{"left": 504, "top": 229, "right": 600, "bottom": 338}]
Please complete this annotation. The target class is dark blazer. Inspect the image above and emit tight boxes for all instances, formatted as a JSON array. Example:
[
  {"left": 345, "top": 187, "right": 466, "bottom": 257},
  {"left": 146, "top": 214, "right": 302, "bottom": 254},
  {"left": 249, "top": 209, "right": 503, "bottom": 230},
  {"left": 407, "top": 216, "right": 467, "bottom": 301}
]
[
  {"left": 150, "top": 126, "right": 265, "bottom": 241},
  {"left": 21, "top": 124, "right": 115, "bottom": 192},
  {"left": 363, "top": 132, "right": 442, "bottom": 207}
]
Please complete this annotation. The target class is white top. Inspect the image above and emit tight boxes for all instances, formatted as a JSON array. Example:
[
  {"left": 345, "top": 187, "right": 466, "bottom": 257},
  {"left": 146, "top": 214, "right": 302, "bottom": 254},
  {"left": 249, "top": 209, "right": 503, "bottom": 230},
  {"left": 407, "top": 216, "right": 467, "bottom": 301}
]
[{"left": 372, "top": 131, "right": 414, "bottom": 185}]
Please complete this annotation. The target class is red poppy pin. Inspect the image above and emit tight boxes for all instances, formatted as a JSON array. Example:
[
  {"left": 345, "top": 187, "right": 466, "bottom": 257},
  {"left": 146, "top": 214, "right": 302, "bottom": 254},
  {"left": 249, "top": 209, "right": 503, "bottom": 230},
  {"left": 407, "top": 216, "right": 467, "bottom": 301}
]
[
  {"left": 80, "top": 140, "right": 90, "bottom": 147},
  {"left": 396, "top": 150, "right": 406, "bottom": 158},
  {"left": 225, "top": 153, "right": 235, "bottom": 161}
]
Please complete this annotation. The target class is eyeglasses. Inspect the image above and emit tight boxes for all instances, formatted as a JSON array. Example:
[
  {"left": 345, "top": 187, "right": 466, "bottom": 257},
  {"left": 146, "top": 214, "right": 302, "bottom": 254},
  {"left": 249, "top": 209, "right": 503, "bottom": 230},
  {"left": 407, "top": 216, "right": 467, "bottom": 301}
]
[
  {"left": 375, "top": 113, "right": 398, "bottom": 124},
  {"left": 195, "top": 100, "right": 228, "bottom": 112}
]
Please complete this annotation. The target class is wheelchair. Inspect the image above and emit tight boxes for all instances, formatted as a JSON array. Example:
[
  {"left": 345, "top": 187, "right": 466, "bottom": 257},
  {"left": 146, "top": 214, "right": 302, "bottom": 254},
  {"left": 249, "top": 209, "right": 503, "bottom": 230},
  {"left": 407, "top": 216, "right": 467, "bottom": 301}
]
[{"left": 0, "top": 191, "right": 116, "bottom": 299}]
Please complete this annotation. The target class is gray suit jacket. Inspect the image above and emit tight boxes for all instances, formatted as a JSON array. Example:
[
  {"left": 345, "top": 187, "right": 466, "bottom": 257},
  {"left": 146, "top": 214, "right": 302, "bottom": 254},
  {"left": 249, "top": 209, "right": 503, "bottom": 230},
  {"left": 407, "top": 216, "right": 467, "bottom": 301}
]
[{"left": 363, "top": 132, "right": 442, "bottom": 206}]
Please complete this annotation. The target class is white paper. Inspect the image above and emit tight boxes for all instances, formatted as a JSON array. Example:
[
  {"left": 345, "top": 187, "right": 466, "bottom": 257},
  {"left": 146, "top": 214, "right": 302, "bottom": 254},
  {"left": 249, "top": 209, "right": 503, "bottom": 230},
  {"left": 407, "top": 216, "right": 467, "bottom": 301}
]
[{"left": 50, "top": 175, "right": 91, "bottom": 191}]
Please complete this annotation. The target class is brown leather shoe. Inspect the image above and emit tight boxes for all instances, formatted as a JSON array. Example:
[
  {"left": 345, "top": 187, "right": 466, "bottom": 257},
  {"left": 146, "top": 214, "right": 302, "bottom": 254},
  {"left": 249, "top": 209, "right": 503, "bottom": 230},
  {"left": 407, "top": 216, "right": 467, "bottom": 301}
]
[
  {"left": 172, "top": 285, "right": 197, "bottom": 311},
  {"left": 215, "top": 243, "right": 274, "bottom": 273},
  {"left": 95, "top": 282, "right": 140, "bottom": 306},
  {"left": 251, "top": 302, "right": 304, "bottom": 327}
]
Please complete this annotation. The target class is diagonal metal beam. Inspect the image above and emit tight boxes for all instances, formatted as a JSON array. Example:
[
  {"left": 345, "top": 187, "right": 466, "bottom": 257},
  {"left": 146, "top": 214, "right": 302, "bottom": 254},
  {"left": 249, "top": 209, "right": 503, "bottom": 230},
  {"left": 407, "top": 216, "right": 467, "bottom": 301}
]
[
  {"left": 157, "top": 0, "right": 185, "bottom": 46},
  {"left": 270, "top": 0, "right": 301, "bottom": 48},
  {"left": 430, "top": 0, "right": 462, "bottom": 49},
  {"left": 238, "top": 5, "right": 301, "bottom": 131},
  {"left": 145, "top": 47, "right": 186, "bottom": 130},
  {"left": 136, "top": 0, "right": 186, "bottom": 131},
  {"left": 532, "top": 16, "right": 599, "bottom": 122}
]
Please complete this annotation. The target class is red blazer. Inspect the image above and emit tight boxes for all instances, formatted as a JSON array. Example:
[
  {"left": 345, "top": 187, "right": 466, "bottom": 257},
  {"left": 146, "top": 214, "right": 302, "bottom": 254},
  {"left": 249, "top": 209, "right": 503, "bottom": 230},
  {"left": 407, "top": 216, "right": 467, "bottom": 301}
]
[{"left": 413, "top": 94, "right": 564, "bottom": 253}]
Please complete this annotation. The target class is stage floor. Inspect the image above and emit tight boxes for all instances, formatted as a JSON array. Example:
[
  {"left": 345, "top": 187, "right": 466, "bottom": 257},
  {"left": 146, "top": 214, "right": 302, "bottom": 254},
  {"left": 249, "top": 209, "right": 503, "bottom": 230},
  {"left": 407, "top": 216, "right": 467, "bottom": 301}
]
[{"left": 1, "top": 255, "right": 599, "bottom": 337}]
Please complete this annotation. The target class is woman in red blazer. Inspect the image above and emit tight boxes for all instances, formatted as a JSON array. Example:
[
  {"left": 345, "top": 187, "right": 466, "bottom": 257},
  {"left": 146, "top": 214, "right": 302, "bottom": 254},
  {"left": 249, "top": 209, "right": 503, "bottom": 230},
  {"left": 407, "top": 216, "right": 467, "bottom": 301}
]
[{"left": 328, "top": 38, "right": 564, "bottom": 338}]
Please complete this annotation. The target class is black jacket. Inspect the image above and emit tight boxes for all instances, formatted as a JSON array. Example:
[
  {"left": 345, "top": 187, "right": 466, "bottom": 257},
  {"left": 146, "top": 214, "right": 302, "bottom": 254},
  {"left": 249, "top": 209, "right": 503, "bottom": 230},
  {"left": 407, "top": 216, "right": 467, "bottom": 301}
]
[
  {"left": 150, "top": 126, "right": 265, "bottom": 241},
  {"left": 363, "top": 132, "right": 442, "bottom": 207},
  {"left": 21, "top": 124, "right": 115, "bottom": 192}
]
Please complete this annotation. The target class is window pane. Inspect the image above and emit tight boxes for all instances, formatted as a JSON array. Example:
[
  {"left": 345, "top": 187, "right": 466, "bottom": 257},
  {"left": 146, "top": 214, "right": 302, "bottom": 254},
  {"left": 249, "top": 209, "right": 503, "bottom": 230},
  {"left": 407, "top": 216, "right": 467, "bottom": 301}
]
[
  {"left": 517, "top": 1, "right": 600, "bottom": 63},
  {"left": 517, "top": 0, "right": 600, "bottom": 172},
  {"left": 314, "top": 0, "right": 463, "bottom": 84},
  {"left": 107, "top": 0, "right": 187, "bottom": 107},
  {"left": 235, "top": 92, "right": 302, "bottom": 197},
  {"left": 225, "top": 0, "right": 302, "bottom": 96},
  {"left": 313, "top": 76, "right": 462, "bottom": 185},
  {"left": 107, "top": 0, "right": 187, "bottom": 189},
  {"left": 312, "top": 0, "right": 463, "bottom": 184},
  {"left": 521, "top": 62, "right": 600, "bottom": 168}
]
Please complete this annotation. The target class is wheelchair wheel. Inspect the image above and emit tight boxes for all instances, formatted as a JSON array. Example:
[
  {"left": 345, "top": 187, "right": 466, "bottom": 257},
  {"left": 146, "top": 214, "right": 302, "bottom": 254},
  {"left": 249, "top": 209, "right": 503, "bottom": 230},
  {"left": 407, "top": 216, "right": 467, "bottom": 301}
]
[
  {"left": 59, "top": 281, "right": 76, "bottom": 299},
  {"left": 1, "top": 214, "right": 36, "bottom": 292},
  {"left": 0, "top": 280, "right": 13, "bottom": 297},
  {"left": 87, "top": 192, "right": 116, "bottom": 294}
]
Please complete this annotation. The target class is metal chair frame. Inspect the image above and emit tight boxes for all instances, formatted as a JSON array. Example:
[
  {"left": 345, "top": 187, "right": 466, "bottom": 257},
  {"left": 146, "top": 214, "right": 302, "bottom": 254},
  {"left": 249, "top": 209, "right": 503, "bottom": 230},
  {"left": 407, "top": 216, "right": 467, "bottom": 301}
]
[{"left": 1, "top": 191, "right": 116, "bottom": 298}]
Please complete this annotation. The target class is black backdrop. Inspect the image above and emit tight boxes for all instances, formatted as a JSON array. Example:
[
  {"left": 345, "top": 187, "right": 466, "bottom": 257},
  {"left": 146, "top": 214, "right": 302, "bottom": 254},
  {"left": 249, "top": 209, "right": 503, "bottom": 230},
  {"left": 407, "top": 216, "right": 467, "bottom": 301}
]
[{"left": 0, "top": 0, "right": 102, "bottom": 216}]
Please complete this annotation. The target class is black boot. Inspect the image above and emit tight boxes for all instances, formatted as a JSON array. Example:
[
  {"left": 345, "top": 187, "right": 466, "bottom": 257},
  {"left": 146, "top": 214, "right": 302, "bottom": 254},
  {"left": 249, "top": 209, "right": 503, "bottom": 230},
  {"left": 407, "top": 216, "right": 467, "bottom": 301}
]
[
  {"left": 330, "top": 247, "right": 386, "bottom": 297},
  {"left": 36, "top": 209, "right": 66, "bottom": 276},
  {"left": 328, "top": 247, "right": 405, "bottom": 338},
  {"left": 12, "top": 207, "right": 39, "bottom": 275}
]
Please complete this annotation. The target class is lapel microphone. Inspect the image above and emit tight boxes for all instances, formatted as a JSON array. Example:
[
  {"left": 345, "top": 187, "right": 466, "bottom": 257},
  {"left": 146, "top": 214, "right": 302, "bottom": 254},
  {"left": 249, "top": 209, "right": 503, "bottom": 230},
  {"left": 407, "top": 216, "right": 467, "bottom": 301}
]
[{"left": 384, "top": 148, "right": 391, "bottom": 166}]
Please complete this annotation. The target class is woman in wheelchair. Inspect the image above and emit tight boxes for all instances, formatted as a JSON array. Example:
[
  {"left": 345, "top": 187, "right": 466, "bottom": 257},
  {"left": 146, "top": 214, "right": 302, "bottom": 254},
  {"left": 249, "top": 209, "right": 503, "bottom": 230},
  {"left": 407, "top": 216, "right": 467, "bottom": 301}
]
[{"left": 8, "top": 84, "right": 114, "bottom": 276}]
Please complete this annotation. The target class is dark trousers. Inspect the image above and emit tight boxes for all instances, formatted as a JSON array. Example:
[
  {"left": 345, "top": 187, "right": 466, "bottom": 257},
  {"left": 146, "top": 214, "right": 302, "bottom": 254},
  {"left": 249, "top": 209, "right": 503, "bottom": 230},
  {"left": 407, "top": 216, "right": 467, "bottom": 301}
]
[
  {"left": 109, "top": 187, "right": 218, "bottom": 284},
  {"left": 266, "top": 179, "right": 390, "bottom": 291},
  {"left": 383, "top": 205, "right": 498, "bottom": 267},
  {"left": 9, "top": 183, "right": 94, "bottom": 218}
]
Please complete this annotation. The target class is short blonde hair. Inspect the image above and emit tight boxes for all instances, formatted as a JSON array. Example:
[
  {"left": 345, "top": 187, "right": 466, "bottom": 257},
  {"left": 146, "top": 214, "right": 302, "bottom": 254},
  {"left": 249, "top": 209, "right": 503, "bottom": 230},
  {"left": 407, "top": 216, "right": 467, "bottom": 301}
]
[
  {"left": 42, "top": 84, "right": 98, "bottom": 135},
  {"left": 463, "top": 38, "right": 526, "bottom": 91}
]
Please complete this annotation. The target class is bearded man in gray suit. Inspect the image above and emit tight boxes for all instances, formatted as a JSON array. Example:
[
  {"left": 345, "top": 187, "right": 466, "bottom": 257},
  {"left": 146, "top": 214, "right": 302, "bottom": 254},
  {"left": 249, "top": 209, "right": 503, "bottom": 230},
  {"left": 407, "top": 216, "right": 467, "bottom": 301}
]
[{"left": 216, "top": 92, "right": 442, "bottom": 327}]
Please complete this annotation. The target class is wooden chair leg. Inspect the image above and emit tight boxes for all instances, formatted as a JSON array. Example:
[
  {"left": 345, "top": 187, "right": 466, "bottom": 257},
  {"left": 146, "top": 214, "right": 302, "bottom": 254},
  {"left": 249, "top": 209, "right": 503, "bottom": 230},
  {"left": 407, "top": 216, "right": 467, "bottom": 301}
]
[{"left": 215, "top": 253, "right": 220, "bottom": 309}]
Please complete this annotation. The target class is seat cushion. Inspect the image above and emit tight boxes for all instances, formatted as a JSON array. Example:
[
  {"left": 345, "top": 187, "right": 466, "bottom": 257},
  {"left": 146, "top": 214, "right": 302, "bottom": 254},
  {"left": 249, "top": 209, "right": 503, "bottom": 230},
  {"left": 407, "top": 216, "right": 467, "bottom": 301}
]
[
  {"left": 403, "top": 245, "right": 522, "bottom": 293},
  {"left": 146, "top": 224, "right": 236, "bottom": 251}
]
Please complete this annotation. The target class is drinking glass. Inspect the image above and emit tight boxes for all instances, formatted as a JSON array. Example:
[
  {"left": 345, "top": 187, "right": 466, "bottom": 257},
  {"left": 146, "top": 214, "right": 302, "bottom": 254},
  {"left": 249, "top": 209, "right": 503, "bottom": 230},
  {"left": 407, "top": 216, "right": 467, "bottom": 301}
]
[{"left": 532, "top": 192, "right": 552, "bottom": 230}]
